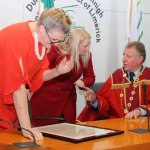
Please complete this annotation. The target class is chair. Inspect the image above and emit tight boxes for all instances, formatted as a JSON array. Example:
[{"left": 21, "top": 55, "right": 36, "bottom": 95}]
[
  {"left": 90, "top": 82, "right": 104, "bottom": 93},
  {"left": 27, "top": 96, "right": 66, "bottom": 126}
]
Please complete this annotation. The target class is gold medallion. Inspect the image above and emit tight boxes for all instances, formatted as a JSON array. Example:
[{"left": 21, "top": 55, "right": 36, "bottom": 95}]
[
  {"left": 120, "top": 93, "right": 123, "bottom": 97},
  {"left": 129, "top": 97, "right": 133, "bottom": 101},
  {"left": 127, "top": 103, "right": 131, "bottom": 107},
  {"left": 131, "top": 91, "right": 135, "bottom": 95}
]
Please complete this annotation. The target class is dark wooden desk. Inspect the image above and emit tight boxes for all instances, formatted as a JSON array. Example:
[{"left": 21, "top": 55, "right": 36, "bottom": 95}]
[{"left": 0, "top": 117, "right": 150, "bottom": 150}]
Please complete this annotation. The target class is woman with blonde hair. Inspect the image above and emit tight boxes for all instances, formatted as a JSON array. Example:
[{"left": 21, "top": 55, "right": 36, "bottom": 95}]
[
  {"left": 0, "top": 8, "right": 73, "bottom": 140},
  {"left": 30, "top": 28, "right": 95, "bottom": 126}
]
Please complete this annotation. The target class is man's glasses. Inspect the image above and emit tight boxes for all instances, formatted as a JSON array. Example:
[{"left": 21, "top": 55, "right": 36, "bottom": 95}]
[{"left": 45, "top": 26, "right": 63, "bottom": 44}]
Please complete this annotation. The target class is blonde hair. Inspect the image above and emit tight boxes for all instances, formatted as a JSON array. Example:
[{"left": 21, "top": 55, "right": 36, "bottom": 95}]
[
  {"left": 68, "top": 28, "right": 91, "bottom": 71},
  {"left": 38, "top": 8, "right": 72, "bottom": 34},
  {"left": 56, "top": 28, "right": 91, "bottom": 71}
]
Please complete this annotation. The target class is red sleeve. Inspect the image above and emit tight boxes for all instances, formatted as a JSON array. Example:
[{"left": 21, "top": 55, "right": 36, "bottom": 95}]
[
  {"left": 77, "top": 77, "right": 112, "bottom": 122},
  {"left": 3, "top": 38, "right": 26, "bottom": 97},
  {"left": 81, "top": 53, "right": 95, "bottom": 86},
  {"left": 95, "top": 77, "right": 112, "bottom": 116},
  {"left": 85, "top": 77, "right": 112, "bottom": 115},
  {"left": 0, "top": 34, "right": 30, "bottom": 104}
]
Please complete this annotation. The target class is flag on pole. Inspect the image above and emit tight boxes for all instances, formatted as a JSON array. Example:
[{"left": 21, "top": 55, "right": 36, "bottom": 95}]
[
  {"left": 127, "top": 0, "right": 143, "bottom": 42},
  {"left": 38, "top": 0, "right": 54, "bottom": 15}
]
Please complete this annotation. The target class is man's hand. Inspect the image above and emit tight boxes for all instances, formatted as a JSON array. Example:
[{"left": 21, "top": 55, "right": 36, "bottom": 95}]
[
  {"left": 125, "top": 108, "right": 141, "bottom": 119},
  {"left": 57, "top": 57, "right": 74, "bottom": 75},
  {"left": 83, "top": 87, "right": 96, "bottom": 102}
]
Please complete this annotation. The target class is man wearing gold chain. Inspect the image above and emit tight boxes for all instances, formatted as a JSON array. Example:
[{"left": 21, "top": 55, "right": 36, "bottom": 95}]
[{"left": 77, "top": 41, "right": 150, "bottom": 122}]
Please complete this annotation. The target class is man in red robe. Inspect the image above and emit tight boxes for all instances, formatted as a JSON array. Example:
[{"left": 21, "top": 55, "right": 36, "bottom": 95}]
[{"left": 77, "top": 41, "right": 150, "bottom": 122}]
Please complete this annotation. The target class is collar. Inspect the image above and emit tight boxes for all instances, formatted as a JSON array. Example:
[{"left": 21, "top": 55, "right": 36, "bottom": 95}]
[{"left": 127, "top": 66, "right": 143, "bottom": 78}]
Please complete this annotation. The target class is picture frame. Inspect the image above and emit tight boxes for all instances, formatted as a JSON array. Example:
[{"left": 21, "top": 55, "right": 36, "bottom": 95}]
[{"left": 34, "top": 123, "right": 124, "bottom": 143}]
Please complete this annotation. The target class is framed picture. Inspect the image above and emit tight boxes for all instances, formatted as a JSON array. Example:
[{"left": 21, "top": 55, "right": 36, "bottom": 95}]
[{"left": 34, "top": 123, "right": 124, "bottom": 143}]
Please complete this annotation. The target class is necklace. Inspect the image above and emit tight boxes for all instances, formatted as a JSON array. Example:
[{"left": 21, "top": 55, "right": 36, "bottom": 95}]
[
  {"left": 33, "top": 32, "right": 46, "bottom": 60},
  {"left": 121, "top": 86, "right": 136, "bottom": 114},
  {"left": 120, "top": 68, "right": 143, "bottom": 114}
]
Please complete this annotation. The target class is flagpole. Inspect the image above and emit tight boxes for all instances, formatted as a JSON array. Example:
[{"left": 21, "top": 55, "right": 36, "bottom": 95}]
[
  {"left": 38, "top": 0, "right": 41, "bottom": 18},
  {"left": 128, "top": 0, "right": 133, "bottom": 43}
]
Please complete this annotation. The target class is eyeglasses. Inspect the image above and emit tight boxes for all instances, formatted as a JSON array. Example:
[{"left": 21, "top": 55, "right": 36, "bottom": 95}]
[{"left": 44, "top": 26, "right": 63, "bottom": 44}]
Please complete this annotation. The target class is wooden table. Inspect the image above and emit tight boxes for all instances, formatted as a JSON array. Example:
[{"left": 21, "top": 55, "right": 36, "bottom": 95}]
[{"left": 0, "top": 117, "right": 150, "bottom": 150}]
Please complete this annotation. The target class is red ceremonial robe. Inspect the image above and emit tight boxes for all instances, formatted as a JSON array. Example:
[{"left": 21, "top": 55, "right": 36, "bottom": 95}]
[
  {"left": 77, "top": 67, "right": 150, "bottom": 122},
  {"left": 30, "top": 45, "right": 95, "bottom": 126},
  {"left": 0, "top": 22, "right": 49, "bottom": 128}
]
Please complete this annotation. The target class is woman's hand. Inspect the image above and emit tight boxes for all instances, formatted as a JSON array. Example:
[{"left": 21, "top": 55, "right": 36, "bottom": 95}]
[
  {"left": 56, "top": 56, "right": 74, "bottom": 75},
  {"left": 74, "top": 79, "right": 85, "bottom": 88},
  {"left": 22, "top": 128, "right": 43, "bottom": 141}
]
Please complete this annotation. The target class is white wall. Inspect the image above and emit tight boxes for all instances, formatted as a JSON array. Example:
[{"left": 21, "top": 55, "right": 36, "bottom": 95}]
[
  {"left": 0, "top": 0, "right": 24, "bottom": 28},
  {"left": 0, "top": 0, "right": 150, "bottom": 116}
]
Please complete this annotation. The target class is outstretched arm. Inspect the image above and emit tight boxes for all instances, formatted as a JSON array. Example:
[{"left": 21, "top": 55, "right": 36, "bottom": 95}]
[{"left": 13, "top": 84, "right": 43, "bottom": 140}]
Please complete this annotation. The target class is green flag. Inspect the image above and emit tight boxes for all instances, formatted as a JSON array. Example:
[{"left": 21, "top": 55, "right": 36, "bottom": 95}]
[
  {"left": 41, "top": 0, "right": 54, "bottom": 9},
  {"left": 39, "top": 0, "right": 54, "bottom": 15}
]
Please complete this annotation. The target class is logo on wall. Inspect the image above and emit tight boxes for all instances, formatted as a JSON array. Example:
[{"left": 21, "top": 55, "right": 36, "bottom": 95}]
[
  {"left": 24, "top": 0, "right": 39, "bottom": 21},
  {"left": 24, "top": 0, "right": 103, "bottom": 43},
  {"left": 55, "top": 0, "right": 104, "bottom": 43}
]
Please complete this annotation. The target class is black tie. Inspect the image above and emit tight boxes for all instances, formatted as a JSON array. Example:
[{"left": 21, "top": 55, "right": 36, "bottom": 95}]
[{"left": 129, "top": 72, "right": 135, "bottom": 83}]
